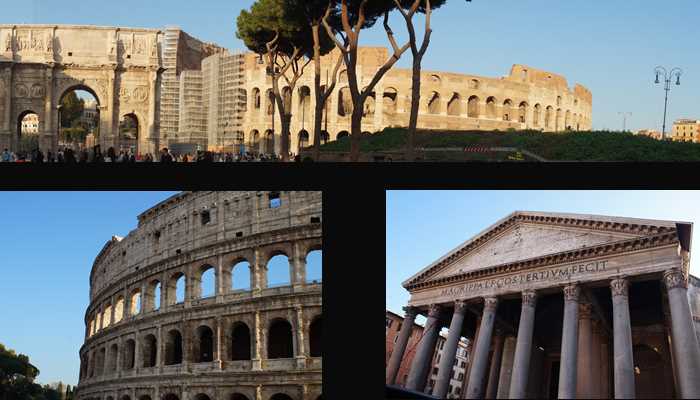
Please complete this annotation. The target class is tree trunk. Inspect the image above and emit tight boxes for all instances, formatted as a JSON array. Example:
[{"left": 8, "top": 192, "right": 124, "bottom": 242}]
[
  {"left": 407, "top": 57, "right": 422, "bottom": 161},
  {"left": 281, "top": 113, "right": 292, "bottom": 161},
  {"left": 350, "top": 105, "right": 363, "bottom": 161},
  {"left": 313, "top": 101, "right": 324, "bottom": 161},
  {"left": 312, "top": 24, "right": 323, "bottom": 162}
]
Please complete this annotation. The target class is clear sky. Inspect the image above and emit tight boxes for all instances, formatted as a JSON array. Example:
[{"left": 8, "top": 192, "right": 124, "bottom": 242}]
[
  {"left": 386, "top": 191, "right": 700, "bottom": 326},
  {"left": 0, "top": 191, "right": 322, "bottom": 387},
  {"left": 3, "top": 0, "right": 699, "bottom": 132}
]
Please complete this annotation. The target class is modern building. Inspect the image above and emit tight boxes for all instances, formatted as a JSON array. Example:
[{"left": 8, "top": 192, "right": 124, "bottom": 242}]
[
  {"left": 386, "top": 309, "right": 470, "bottom": 398},
  {"left": 390, "top": 211, "right": 700, "bottom": 399},
  {"left": 671, "top": 119, "right": 700, "bottom": 142},
  {"left": 81, "top": 100, "right": 99, "bottom": 133},
  {"left": 636, "top": 129, "right": 662, "bottom": 140},
  {"left": 76, "top": 191, "right": 323, "bottom": 400}
]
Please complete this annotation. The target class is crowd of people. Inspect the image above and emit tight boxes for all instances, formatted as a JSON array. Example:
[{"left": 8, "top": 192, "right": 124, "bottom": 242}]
[{"left": 0, "top": 146, "right": 304, "bottom": 163}]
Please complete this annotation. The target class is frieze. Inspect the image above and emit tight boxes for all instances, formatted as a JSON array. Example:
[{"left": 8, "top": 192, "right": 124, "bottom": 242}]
[{"left": 438, "top": 260, "right": 608, "bottom": 299}]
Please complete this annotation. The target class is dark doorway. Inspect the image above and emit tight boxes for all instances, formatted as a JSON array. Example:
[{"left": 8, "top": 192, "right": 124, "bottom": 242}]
[
  {"left": 268, "top": 319, "right": 294, "bottom": 359},
  {"left": 548, "top": 361, "right": 560, "bottom": 399},
  {"left": 197, "top": 325, "right": 214, "bottom": 362},
  {"left": 231, "top": 322, "right": 251, "bottom": 360}
]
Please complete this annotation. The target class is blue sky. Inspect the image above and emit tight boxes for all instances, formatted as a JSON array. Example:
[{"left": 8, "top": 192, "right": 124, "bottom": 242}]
[
  {"left": 3, "top": 0, "right": 699, "bottom": 132},
  {"left": 387, "top": 191, "right": 700, "bottom": 325},
  {"left": 0, "top": 192, "right": 321, "bottom": 386}
]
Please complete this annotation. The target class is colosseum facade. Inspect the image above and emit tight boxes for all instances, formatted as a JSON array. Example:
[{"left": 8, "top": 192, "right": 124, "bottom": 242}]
[
  {"left": 241, "top": 47, "right": 593, "bottom": 154},
  {"left": 76, "top": 191, "right": 323, "bottom": 400}
]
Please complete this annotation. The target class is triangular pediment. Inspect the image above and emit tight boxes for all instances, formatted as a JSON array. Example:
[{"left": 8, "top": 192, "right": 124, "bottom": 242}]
[{"left": 404, "top": 211, "right": 684, "bottom": 287}]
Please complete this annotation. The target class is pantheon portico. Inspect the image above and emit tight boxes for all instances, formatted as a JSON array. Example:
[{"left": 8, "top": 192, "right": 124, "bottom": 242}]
[{"left": 386, "top": 211, "right": 700, "bottom": 399}]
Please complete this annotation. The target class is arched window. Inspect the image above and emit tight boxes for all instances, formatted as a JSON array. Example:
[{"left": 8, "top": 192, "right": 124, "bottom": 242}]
[
  {"left": 196, "top": 325, "right": 215, "bottom": 362},
  {"left": 265, "top": 130, "right": 275, "bottom": 154},
  {"left": 168, "top": 272, "right": 186, "bottom": 304},
  {"left": 383, "top": 88, "right": 398, "bottom": 114},
  {"left": 266, "top": 90, "right": 275, "bottom": 116},
  {"left": 533, "top": 104, "right": 541, "bottom": 127},
  {"left": 96, "top": 347, "right": 105, "bottom": 376},
  {"left": 253, "top": 88, "right": 261, "bottom": 110},
  {"left": 427, "top": 92, "right": 440, "bottom": 114},
  {"left": 447, "top": 93, "right": 461, "bottom": 116},
  {"left": 267, "top": 254, "right": 291, "bottom": 288},
  {"left": 130, "top": 289, "right": 141, "bottom": 316},
  {"left": 108, "top": 343, "right": 118, "bottom": 372},
  {"left": 268, "top": 319, "right": 294, "bottom": 359},
  {"left": 556, "top": 96, "right": 562, "bottom": 107},
  {"left": 165, "top": 329, "right": 183, "bottom": 365},
  {"left": 146, "top": 280, "right": 161, "bottom": 312},
  {"left": 565, "top": 110, "right": 571, "bottom": 130},
  {"left": 142, "top": 334, "right": 157, "bottom": 368},
  {"left": 363, "top": 93, "right": 375, "bottom": 118},
  {"left": 282, "top": 87, "right": 292, "bottom": 111},
  {"left": 298, "top": 130, "right": 310, "bottom": 152},
  {"left": 469, "top": 79, "right": 480, "bottom": 89},
  {"left": 306, "top": 250, "right": 322, "bottom": 283},
  {"left": 231, "top": 322, "right": 252, "bottom": 360},
  {"left": 320, "top": 131, "right": 330, "bottom": 144},
  {"left": 299, "top": 86, "right": 311, "bottom": 122},
  {"left": 518, "top": 102, "right": 528, "bottom": 124},
  {"left": 309, "top": 316, "right": 322, "bottom": 357},
  {"left": 232, "top": 260, "right": 251, "bottom": 291},
  {"left": 486, "top": 97, "right": 497, "bottom": 119},
  {"left": 102, "top": 305, "right": 112, "bottom": 328},
  {"left": 123, "top": 339, "right": 135, "bottom": 370},
  {"left": 338, "top": 87, "right": 352, "bottom": 117},
  {"left": 467, "top": 96, "right": 479, "bottom": 118},
  {"left": 199, "top": 265, "right": 216, "bottom": 299},
  {"left": 502, "top": 99, "right": 513, "bottom": 121},
  {"left": 545, "top": 106, "right": 553, "bottom": 129},
  {"left": 96, "top": 311, "right": 102, "bottom": 331},
  {"left": 337, "top": 131, "right": 349, "bottom": 140}
]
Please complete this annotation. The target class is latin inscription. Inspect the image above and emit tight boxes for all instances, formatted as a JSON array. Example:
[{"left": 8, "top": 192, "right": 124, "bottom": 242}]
[{"left": 439, "top": 260, "right": 608, "bottom": 297}]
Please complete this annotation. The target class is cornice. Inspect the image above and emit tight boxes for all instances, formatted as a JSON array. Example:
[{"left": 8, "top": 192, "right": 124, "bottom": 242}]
[
  {"left": 404, "top": 213, "right": 675, "bottom": 288},
  {"left": 405, "top": 230, "right": 678, "bottom": 292}
]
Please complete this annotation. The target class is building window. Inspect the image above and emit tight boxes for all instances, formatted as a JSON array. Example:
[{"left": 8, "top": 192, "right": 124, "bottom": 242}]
[
  {"left": 269, "top": 192, "right": 281, "bottom": 208},
  {"left": 453, "top": 370, "right": 458, "bottom": 379},
  {"left": 386, "top": 319, "right": 392, "bottom": 328},
  {"left": 397, "top": 322, "right": 402, "bottom": 332},
  {"left": 404, "top": 374, "right": 408, "bottom": 382},
  {"left": 440, "top": 341, "right": 445, "bottom": 350},
  {"left": 449, "top": 385, "right": 453, "bottom": 394},
  {"left": 394, "top": 335, "right": 398, "bottom": 343},
  {"left": 456, "top": 387, "right": 461, "bottom": 395},
  {"left": 437, "top": 354, "right": 441, "bottom": 364},
  {"left": 461, "top": 361, "right": 466, "bottom": 368},
  {"left": 458, "top": 372, "right": 464, "bottom": 380},
  {"left": 201, "top": 210, "right": 211, "bottom": 225},
  {"left": 454, "top": 359, "right": 458, "bottom": 366},
  {"left": 429, "top": 379, "right": 435, "bottom": 388},
  {"left": 433, "top": 367, "right": 439, "bottom": 375}
]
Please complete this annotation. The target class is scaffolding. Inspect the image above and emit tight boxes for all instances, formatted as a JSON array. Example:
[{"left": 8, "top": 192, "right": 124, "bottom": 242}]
[{"left": 160, "top": 27, "right": 182, "bottom": 144}]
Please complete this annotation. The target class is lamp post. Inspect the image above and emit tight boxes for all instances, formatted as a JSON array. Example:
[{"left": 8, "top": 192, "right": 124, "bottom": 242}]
[
  {"left": 654, "top": 66, "right": 682, "bottom": 140},
  {"left": 618, "top": 112, "right": 632, "bottom": 132}
]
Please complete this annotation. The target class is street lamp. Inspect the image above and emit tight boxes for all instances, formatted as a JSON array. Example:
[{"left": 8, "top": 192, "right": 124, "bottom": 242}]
[
  {"left": 654, "top": 66, "right": 682, "bottom": 139},
  {"left": 618, "top": 112, "right": 632, "bottom": 132}
]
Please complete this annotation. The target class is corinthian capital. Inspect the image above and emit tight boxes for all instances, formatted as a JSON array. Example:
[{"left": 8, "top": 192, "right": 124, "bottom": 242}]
[
  {"left": 663, "top": 268, "right": 688, "bottom": 290},
  {"left": 483, "top": 296, "right": 499, "bottom": 312},
  {"left": 427, "top": 304, "right": 442, "bottom": 319},
  {"left": 522, "top": 290, "right": 537, "bottom": 307},
  {"left": 563, "top": 283, "right": 580, "bottom": 302},
  {"left": 579, "top": 302, "right": 593, "bottom": 319},
  {"left": 454, "top": 300, "right": 469, "bottom": 315},
  {"left": 610, "top": 277, "right": 629, "bottom": 298}
]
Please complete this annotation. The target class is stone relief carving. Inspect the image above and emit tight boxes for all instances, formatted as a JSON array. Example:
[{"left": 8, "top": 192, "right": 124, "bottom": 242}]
[
  {"left": 610, "top": 277, "right": 629, "bottom": 297},
  {"left": 46, "top": 34, "right": 53, "bottom": 53},
  {"left": 30, "top": 84, "right": 45, "bottom": 98},
  {"left": 522, "top": 289, "right": 537, "bottom": 307},
  {"left": 151, "top": 39, "right": 158, "bottom": 57},
  {"left": 132, "top": 86, "right": 148, "bottom": 102},
  {"left": 119, "top": 87, "right": 131, "bottom": 102},
  {"left": 31, "top": 33, "right": 44, "bottom": 52},
  {"left": 14, "top": 84, "right": 28, "bottom": 98},
  {"left": 16, "top": 33, "right": 29, "bottom": 51},
  {"left": 134, "top": 38, "right": 146, "bottom": 55},
  {"left": 5, "top": 34, "right": 11, "bottom": 52},
  {"left": 663, "top": 268, "right": 687, "bottom": 290}
]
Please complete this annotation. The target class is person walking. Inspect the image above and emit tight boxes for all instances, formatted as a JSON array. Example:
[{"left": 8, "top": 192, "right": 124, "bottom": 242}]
[
  {"left": 160, "top": 148, "right": 174, "bottom": 163},
  {"left": 1, "top": 148, "right": 11, "bottom": 162}
]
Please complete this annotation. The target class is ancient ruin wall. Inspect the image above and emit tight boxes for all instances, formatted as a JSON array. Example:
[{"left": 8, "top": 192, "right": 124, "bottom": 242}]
[{"left": 77, "top": 191, "right": 323, "bottom": 400}]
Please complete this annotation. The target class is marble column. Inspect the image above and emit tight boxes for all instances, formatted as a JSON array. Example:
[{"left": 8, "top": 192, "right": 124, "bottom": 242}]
[
  {"left": 576, "top": 301, "right": 593, "bottom": 398},
  {"left": 509, "top": 289, "right": 537, "bottom": 399},
  {"left": 485, "top": 331, "right": 505, "bottom": 399},
  {"left": 663, "top": 268, "right": 700, "bottom": 398},
  {"left": 610, "top": 277, "right": 635, "bottom": 399},
  {"left": 466, "top": 297, "right": 499, "bottom": 399},
  {"left": 558, "top": 283, "right": 580, "bottom": 399},
  {"left": 406, "top": 304, "right": 442, "bottom": 392},
  {"left": 600, "top": 334, "right": 610, "bottom": 399},
  {"left": 434, "top": 301, "right": 468, "bottom": 398},
  {"left": 461, "top": 321, "right": 479, "bottom": 399},
  {"left": 386, "top": 306, "right": 418, "bottom": 385},
  {"left": 496, "top": 335, "right": 516, "bottom": 399},
  {"left": 590, "top": 319, "right": 602, "bottom": 399}
]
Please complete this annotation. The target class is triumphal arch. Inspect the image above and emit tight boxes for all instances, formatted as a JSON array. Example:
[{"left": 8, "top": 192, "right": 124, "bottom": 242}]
[
  {"left": 387, "top": 211, "right": 700, "bottom": 399},
  {"left": 0, "top": 25, "right": 162, "bottom": 154}
]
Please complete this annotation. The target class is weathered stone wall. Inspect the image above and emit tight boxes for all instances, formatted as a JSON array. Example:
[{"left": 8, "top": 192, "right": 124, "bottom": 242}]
[
  {"left": 76, "top": 191, "right": 323, "bottom": 400},
  {"left": 240, "top": 47, "right": 593, "bottom": 154}
]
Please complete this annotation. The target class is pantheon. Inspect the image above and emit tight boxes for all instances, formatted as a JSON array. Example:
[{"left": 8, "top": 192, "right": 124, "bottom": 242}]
[{"left": 386, "top": 211, "right": 700, "bottom": 399}]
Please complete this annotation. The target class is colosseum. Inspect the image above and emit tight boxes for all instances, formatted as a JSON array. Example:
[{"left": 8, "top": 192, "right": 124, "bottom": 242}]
[
  {"left": 241, "top": 47, "right": 593, "bottom": 154},
  {"left": 76, "top": 191, "right": 323, "bottom": 400}
]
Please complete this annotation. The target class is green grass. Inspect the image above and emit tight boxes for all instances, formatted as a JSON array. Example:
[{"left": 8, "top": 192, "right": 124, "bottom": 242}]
[{"left": 318, "top": 128, "right": 700, "bottom": 161}]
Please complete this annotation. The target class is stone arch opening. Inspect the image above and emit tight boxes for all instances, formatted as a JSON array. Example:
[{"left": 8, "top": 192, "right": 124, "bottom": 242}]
[
  {"left": 253, "top": 88, "right": 261, "bottom": 110},
  {"left": 142, "top": 333, "right": 157, "bottom": 368},
  {"left": 363, "top": 92, "right": 376, "bottom": 118},
  {"left": 518, "top": 102, "right": 528, "bottom": 123},
  {"left": 485, "top": 97, "right": 497, "bottom": 119},
  {"left": 467, "top": 96, "right": 479, "bottom": 118},
  {"left": 118, "top": 113, "right": 138, "bottom": 154},
  {"left": 555, "top": 108, "right": 562, "bottom": 131},
  {"left": 96, "top": 347, "right": 105, "bottom": 376},
  {"left": 167, "top": 272, "right": 186, "bottom": 305},
  {"left": 264, "top": 129, "right": 274, "bottom": 154},
  {"left": 337, "top": 131, "right": 349, "bottom": 140},
  {"left": 197, "top": 264, "right": 216, "bottom": 299},
  {"left": 165, "top": 329, "right": 183, "bottom": 365},
  {"left": 565, "top": 110, "right": 571, "bottom": 130},
  {"left": 545, "top": 106, "right": 554, "bottom": 129},
  {"left": 338, "top": 87, "right": 352, "bottom": 117},
  {"left": 320, "top": 130, "right": 329, "bottom": 144},
  {"left": 282, "top": 86, "right": 292, "bottom": 111},
  {"left": 299, "top": 86, "right": 311, "bottom": 124},
  {"left": 194, "top": 395, "right": 211, "bottom": 400},
  {"left": 58, "top": 86, "right": 100, "bottom": 152},
  {"left": 633, "top": 344, "right": 670, "bottom": 398},
  {"left": 250, "top": 130, "right": 260, "bottom": 153},
  {"left": 231, "top": 394, "right": 249, "bottom": 400},
  {"left": 270, "top": 394, "right": 294, "bottom": 400},
  {"left": 309, "top": 315, "right": 322, "bottom": 357},
  {"left": 503, "top": 99, "right": 513, "bottom": 121},
  {"left": 108, "top": 343, "right": 118, "bottom": 372},
  {"left": 123, "top": 339, "right": 135, "bottom": 370},
  {"left": 232, "top": 260, "right": 251, "bottom": 291},
  {"left": 114, "top": 296, "right": 124, "bottom": 323},
  {"left": 195, "top": 325, "right": 215, "bottom": 362},
  {"left": 533, "top": 104, "right": 542, "bottom": 127},
  {"left": 383, "top": 87, "right": 398, "bottom": 114},
  {"left": 447, "top": 93, "right": 461, "bottom": 116},
  {"left": 306, "top": 249, "right": 322, "bottom": 283},
  {"left": 267, "top": 253, "right": 291, "bottom": 288},
  {"left": 17, "top": 110, "right": 40, "bottom": 154},
  {"left": 231, "top": 321, "right": 252, "bottom": 361},
  {"left": 130, "top": 288, "right": 141, "bottom": 316},
  {"left": 145, "top": 279, "right": 161, "bottom": 312},
  {"left": 139, "top": 396, "right": 152, "bottom": 400},
  {"left": 102, "top": 304, "right": 112, "bottom": 328},
  {"left": 427, "top": 92, "right": 440, "bottom": 114},
  {"left": 265, "top": 89, "right": 275, "bottom": 116},
  {"left": 163, "top": 395, "right": 180, "bottom": 400},
  {"left": 268, "top": 318, "right": 294, "bottom": 359},
  {"left": 298, "top": 130, "right": 310, "bottom": 153}
]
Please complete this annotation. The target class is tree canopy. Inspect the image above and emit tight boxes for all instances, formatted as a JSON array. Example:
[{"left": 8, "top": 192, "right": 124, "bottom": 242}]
[
  {"left": 237, "top": 0, "right": 312, "bottom": 58},
  {"left": 60, "top": 92, "right": 84, "bottom": 129},
  {"left": 0, "top": 342, "right": 66, "bottom": 400}
]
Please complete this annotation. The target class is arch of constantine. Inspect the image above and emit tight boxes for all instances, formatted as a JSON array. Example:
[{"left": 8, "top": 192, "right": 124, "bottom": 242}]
[
  {"left": 76, "top": 191, "right": 322, "bottom": 400},
  {"left": 0, "top": 25, "right": 163, "bottom": 154},
  {"left": 388, "top": 211, "right": 700, "bottom": 399}
]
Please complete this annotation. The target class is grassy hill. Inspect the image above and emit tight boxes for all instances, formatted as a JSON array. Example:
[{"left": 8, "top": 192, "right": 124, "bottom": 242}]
[{"left": 317, "top": 128, "right": 700, "bottom": 161}]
